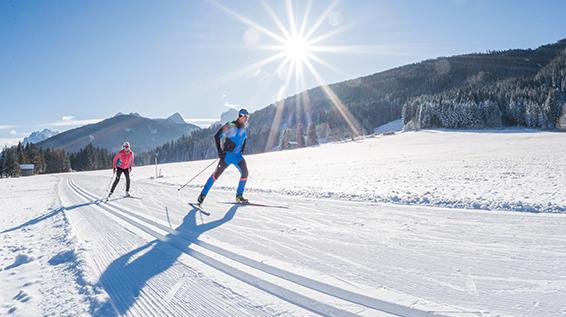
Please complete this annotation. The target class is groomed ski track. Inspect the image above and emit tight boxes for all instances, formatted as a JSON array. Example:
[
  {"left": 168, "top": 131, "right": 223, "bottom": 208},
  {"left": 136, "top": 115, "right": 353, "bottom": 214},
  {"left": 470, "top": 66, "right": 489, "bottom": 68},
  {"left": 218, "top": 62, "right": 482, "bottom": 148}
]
[
  {"left": 57, "top": 172, "right": 566, "bottom": 317},
  {"left": 61, "top": 176, "right": 442, "bottom": 317}
]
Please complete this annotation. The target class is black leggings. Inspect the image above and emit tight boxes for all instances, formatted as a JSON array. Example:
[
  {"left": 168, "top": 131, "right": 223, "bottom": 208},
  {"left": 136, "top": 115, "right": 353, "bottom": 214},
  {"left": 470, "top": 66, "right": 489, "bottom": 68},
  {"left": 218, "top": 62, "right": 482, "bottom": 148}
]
[
  {"left": 212, "top": 158, "right": 248, "bottom": 180},
  {"left": 111, "top": 168, "right": 130, "bottom": 193}
]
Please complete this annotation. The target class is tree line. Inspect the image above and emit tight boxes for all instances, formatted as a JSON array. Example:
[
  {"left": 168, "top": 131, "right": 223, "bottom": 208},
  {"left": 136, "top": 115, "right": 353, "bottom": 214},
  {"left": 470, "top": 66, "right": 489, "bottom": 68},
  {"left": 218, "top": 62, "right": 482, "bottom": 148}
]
[
  {"left": 402, "top": 47, "right": 566, "bottom": 129},
  {"left": 0, "top": 143, "right": 113, "bottom": 177}
]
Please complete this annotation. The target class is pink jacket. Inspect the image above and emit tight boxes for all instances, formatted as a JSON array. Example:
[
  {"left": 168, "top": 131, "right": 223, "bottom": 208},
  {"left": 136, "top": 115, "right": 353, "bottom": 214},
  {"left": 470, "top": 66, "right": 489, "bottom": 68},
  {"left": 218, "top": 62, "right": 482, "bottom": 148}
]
[{"left": 113, "top": 149, "right": 134, "bottom": 169}]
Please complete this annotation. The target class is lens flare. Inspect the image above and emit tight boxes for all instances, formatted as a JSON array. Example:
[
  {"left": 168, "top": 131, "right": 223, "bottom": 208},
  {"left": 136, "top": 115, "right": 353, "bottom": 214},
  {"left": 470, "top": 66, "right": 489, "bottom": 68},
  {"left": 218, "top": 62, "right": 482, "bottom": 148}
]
[{"left": 211, "top": 0, "right": 369, "bottom": 150}]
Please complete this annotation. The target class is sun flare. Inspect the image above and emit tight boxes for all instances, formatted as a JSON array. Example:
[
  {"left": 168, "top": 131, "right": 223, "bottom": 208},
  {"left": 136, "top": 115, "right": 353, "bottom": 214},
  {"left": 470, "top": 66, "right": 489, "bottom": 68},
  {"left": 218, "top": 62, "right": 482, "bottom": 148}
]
[
  {"left": 211, "top": 0, "right": 364, "bottom": 150},
  {"left": 284, "top": 36, "right": 311, "bottom": 62}
]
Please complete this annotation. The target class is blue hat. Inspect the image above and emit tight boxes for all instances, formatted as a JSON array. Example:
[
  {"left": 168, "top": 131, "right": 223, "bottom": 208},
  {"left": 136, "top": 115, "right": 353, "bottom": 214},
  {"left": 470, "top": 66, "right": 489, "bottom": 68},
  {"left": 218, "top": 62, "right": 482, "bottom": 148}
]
[{"left": 238, "top": 108, "right": 249, "bottom": 117}]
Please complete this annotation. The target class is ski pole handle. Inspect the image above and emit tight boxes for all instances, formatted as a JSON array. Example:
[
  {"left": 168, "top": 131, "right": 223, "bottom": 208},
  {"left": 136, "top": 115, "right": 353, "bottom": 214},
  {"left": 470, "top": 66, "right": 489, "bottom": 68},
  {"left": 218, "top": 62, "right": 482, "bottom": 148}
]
[{"left": 177, "top": 159, "right": 218, "bottom": 191}]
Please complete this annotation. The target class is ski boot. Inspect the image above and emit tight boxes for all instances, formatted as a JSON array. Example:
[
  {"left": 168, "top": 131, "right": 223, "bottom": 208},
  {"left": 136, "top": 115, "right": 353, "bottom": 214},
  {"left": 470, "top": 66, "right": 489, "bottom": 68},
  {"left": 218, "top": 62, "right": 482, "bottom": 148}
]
[
  {"left": 197, "top": 194, "right": 206, "bottom": 205},
  {"left": 235, "top": 195, "right": 249, "bottom": 204}
]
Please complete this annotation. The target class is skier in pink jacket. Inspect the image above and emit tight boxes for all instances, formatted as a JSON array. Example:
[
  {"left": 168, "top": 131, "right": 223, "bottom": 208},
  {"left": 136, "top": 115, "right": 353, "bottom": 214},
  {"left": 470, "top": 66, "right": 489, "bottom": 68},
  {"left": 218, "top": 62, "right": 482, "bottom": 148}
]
[{"left": 108, "top": 141, "right": 135, "bottom": 198}]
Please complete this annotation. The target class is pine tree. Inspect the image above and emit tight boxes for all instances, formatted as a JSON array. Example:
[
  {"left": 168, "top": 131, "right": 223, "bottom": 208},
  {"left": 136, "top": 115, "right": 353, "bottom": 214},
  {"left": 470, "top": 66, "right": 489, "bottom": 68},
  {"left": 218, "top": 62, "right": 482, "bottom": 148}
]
[
  {"left": 25, "top": 143, "right": 45, "bottom": 174},
  {"left": 296, "top": 123, "right": 305, "bottom": 147},
  {"left": 280, "top": 129, "right": 290, "bottom": 150},
  {"left": 70, "top": 143, "right": 113, "bottom": 171},
  {"left": 16, "top": 142, "right": 26, "bottom": 164},
  {"left": 2, "top": 148, "right": 20, "bottom": 177},
  {"left": 306, "top": 124, "right": 319, "bottom": 146},
  {"left": 0, "top": 149, "right": 5, "bottom": 177},
  {"left": 44, "top": 149, "right": 70, "bottom": 173}
]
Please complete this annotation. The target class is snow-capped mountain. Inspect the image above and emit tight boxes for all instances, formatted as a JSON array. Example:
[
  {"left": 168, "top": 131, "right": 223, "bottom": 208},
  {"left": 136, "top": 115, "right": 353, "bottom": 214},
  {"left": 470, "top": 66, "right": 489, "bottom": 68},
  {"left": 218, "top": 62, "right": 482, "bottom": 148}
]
[
  {"left": 22, "top": 129, "right": 59, "bottom": 144},
  {"left": 37, "top": 113, "right": 199, "bottom": 153},
  {"left": 220, "top": 108, "right": 239, "bottom": 123},
  {"left": 166, "top": 112, "right": 186, "bottom": 125},
  {"left": 114, "top": 112, "right": 140, "bottom": 118}
]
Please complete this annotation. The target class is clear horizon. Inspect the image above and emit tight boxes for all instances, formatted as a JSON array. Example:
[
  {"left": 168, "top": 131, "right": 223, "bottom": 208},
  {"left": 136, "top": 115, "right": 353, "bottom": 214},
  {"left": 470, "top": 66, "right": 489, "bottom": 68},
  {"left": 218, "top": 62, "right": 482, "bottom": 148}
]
[{"left": 2, "top": 0, "right": 566, "bottom": 147}]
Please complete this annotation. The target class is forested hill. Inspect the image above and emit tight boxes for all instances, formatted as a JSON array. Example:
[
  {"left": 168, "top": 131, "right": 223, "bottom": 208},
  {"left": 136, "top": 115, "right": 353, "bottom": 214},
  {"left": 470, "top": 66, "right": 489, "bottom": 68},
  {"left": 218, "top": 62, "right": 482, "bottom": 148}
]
[
  {"left": 402, "top": 41, "right": 566, "bottom": 129},
  {"left": 137, "top": 39, "right": 566, "bottom": 165}
]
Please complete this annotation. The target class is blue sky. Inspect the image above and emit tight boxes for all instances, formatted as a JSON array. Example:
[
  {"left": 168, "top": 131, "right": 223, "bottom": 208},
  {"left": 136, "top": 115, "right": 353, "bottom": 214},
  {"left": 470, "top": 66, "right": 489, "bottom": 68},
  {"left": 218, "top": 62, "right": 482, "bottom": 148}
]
[{"left": 1, "top": 0, "right": 566, "bottom": 146}]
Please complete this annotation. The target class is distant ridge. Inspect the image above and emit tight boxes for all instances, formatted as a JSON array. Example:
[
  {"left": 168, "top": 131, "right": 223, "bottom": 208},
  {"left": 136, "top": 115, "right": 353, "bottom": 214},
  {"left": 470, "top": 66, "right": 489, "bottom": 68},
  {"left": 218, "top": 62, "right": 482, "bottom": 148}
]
[{"left": 37, "top": 113, "right": 199, "bottom": 153}]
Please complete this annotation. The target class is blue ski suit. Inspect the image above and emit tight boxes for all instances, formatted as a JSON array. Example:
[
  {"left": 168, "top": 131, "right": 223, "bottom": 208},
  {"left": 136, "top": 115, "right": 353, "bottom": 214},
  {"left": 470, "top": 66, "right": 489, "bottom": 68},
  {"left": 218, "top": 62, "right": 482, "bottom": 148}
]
[{"left": 200, "top": 120, "right": 248, "bottom": 197}]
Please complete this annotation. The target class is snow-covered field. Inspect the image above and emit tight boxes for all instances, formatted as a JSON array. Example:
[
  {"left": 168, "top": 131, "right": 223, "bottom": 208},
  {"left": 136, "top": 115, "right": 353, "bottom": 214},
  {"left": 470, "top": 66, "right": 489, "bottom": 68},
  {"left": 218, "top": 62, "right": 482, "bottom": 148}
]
[
  {"left": 1, "top": 130, "right": 566, "bottom": 317},
  {"left": 147, "top": 129, "right": 566, "bottom": 213}
]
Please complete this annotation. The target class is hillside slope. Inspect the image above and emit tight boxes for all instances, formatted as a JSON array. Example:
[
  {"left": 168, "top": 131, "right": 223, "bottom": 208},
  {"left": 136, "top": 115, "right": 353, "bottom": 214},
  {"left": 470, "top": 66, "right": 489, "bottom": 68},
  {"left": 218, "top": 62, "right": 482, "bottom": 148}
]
[{"left": 141, "top": 39, "right": 566, "bottom": 165}]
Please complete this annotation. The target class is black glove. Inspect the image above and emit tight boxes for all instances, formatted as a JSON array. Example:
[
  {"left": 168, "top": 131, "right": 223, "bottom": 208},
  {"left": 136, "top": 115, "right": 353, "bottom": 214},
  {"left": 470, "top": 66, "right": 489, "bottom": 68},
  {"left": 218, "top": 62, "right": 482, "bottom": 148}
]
[{"left": 218, "top": 151, "right": 226, "bottom": 160}]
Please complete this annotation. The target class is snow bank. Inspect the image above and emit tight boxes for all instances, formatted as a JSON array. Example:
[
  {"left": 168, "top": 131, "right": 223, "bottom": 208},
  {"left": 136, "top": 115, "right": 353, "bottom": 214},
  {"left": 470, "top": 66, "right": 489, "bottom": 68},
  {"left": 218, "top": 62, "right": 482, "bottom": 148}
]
[{"left": 0, "top": 176, "right": 103, "bottom": 316}]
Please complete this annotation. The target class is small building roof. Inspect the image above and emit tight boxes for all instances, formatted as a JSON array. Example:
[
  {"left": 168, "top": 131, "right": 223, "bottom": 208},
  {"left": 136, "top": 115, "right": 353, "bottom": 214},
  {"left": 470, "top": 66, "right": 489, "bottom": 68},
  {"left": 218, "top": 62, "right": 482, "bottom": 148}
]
[{"left": 19, "top": 164, "right": 34, "bottom": 170}]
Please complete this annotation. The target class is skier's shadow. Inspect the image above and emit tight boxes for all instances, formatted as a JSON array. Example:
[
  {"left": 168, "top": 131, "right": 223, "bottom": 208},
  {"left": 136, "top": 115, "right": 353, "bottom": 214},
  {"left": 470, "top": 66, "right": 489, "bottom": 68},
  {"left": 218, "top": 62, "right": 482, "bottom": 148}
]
[{"left": 95, "top": 205, "right": 240, "bottom": 316}]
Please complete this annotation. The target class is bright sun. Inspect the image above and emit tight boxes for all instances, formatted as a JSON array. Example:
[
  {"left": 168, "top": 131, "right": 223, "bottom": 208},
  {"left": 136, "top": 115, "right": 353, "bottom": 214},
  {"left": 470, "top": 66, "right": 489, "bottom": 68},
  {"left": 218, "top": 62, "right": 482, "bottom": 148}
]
[
  {"left": 211, "top": 0, "right": 365, "bottom": 150},
  {"left": 285, "top": 37, "right": 310, "bottom": 61}
]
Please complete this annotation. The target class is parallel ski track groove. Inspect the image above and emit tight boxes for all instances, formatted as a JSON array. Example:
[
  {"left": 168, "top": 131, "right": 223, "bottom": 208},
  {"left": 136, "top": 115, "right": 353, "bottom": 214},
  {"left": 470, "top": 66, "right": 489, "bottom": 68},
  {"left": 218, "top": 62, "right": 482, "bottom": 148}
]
[
  {"left": 77, "top": 186, "right": 270, "bottom": 316},
  {"left": 66, "top": 180, "right": 158, "bottom": 317},
  {"left": 69, "top": 180, "right": 352, "bottom": 317},
  {"left": 67, "top": 179, "right": 273, "bottom": 317},
  {"left": 84, "top": 183, "right": 180, "bottom": 317},
  {"left": 70, "top": 178, "right": 444, "bottom": 317},
  {"left": 218, "top": 225, "right": 361, "bottom": 284}
]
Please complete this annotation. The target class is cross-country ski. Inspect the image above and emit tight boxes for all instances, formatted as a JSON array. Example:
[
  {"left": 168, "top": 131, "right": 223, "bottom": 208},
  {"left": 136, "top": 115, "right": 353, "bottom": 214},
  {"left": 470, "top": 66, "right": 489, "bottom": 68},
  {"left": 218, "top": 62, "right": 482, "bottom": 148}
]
[{"left": 220, "top": 202, "right": 290, "bottom": 209}]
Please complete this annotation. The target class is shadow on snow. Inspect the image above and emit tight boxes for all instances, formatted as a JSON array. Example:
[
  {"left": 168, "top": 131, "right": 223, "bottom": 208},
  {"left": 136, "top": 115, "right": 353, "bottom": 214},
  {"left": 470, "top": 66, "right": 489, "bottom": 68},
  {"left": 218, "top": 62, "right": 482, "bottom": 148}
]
[
  {"left": 95, "top": 204, "right": 240, "bottom": 316},
  {"left": 0, "top": 199, "right": 105, "bottom": 234}
]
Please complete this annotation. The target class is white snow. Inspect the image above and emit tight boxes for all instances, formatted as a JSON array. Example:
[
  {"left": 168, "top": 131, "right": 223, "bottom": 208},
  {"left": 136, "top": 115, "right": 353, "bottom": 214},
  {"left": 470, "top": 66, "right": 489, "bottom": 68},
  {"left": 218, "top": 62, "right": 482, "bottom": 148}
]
[
  {"left": 3, "top": 254, "right": 34, "bottom": 270},
  {"left": 373, "top": 119, "right": 403, "bottom": 134},
  {"left": 22, "top": 129, "right": 59, "bottom": 145},
  {"left": 0, "top": 176, "right": 102, "bottom": 317},
  {"left": 142, "top": 129, "right": 566, "bottom": 213},
  {"left": 1, "top": 130, "right": 566, "bottom": 316}
]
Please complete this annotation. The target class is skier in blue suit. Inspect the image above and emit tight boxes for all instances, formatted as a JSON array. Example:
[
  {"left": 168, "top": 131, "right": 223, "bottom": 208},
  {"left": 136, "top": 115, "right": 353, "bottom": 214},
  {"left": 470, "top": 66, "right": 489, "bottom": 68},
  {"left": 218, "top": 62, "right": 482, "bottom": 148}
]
[{"left": 197, "top": 108, "right": 250, "bottom": 204}]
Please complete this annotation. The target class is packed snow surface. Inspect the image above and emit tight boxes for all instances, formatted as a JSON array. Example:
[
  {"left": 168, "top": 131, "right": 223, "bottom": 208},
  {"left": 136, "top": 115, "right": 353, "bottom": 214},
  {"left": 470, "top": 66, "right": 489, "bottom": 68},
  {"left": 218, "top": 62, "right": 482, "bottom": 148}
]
[
  {"left": 1, "top": 130, "right": 566, "bottom": 316},
  {"left": 148, "top": 130, "right": 566, "bottom": 213}
]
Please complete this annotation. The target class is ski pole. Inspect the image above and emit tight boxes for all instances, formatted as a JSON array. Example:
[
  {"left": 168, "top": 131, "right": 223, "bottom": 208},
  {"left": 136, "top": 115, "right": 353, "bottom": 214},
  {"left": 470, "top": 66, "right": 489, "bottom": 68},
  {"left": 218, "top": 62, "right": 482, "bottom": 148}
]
[
  {"left": 107, "top": 170, "right": 115, "bottom": 193},
  {"left": 177, "top": 159, "right": 218, "bottom": 191}
]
